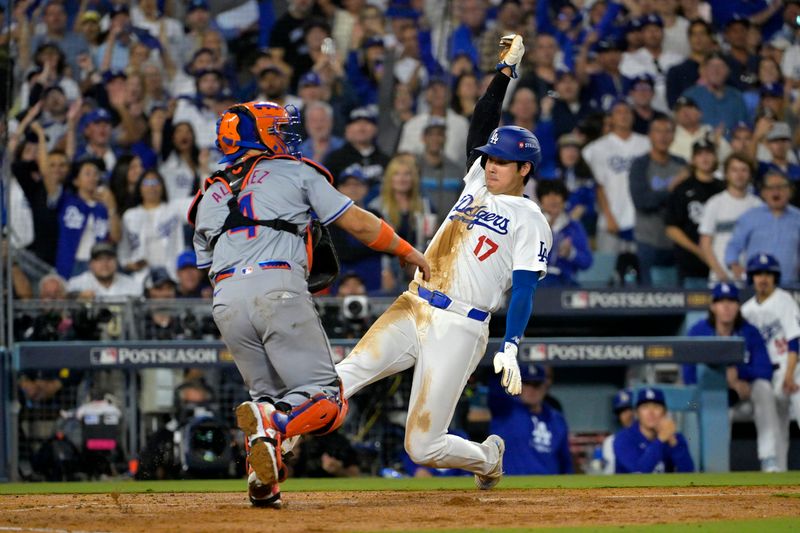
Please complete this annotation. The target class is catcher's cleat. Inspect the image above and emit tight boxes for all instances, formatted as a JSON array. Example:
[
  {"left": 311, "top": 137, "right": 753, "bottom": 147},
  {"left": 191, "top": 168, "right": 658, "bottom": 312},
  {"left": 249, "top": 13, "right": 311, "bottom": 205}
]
[
  {"left": 248, "top": 472, "right": 282, "bottom": 509},
  {"left": 236, "top": 401, "right": 276, "bottom": 443},
  {"left": 475, "top": 434, "right": 505, "bottom": 490},
  {"left": 247, "top": 436, "right": 281, "bottom": 486},
  {"left": 238, "top": 402, "right": 283, "bottom": 485}
]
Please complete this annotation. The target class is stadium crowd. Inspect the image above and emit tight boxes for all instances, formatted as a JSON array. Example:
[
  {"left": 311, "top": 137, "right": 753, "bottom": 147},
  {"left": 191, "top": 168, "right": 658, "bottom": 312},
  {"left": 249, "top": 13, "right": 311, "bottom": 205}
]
[{"left": 3, "top": 0, "right": 800, "bottom": 478}]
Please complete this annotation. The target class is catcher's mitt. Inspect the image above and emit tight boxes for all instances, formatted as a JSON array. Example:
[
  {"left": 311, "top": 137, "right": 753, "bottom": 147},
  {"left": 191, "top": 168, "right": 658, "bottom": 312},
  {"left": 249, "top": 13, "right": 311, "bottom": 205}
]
[{"left": 307, "top": 220, "right": 340, "bottom": 293}]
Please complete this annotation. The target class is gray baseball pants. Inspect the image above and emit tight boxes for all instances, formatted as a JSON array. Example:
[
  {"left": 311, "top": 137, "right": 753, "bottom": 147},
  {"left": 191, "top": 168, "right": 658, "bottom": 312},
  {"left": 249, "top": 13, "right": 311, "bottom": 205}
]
[{"left": 211, "top": 264, "right": 339, "bottom": 407}]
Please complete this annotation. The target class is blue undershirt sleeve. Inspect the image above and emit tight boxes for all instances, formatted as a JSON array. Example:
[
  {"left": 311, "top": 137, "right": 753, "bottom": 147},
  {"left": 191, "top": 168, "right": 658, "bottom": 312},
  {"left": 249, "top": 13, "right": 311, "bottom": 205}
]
[
  {"left": 503, "top": 270, "right": 539, "bottom": 346},
  {"left": 789, "top": 338, "right": 799, "bottom": 354}
]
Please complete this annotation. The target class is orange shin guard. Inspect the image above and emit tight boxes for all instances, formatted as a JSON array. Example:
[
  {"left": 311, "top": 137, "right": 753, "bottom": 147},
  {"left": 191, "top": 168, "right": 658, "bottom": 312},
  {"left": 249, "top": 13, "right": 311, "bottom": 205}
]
[{"left": 271, "top": 394, "right": 349, "bottom": 438}]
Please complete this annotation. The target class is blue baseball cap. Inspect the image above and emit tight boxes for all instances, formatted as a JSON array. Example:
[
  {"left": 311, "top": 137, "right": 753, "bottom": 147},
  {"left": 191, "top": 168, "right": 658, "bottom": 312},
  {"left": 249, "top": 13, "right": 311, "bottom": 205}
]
[
  {"left": 187, "top": 0, "right": 209, "bottom": 13},
  {"left": 595, "top": 39, "right": 623, "bottom": 53},
  {"left": 636, "top": 387, "right": 666, "bottom": 407},
  {"left": 102, "top": 69, "right": 127, "bottom": 84},
  {"left": 725, "top": 14, "right": 751, "bottom": 29},
  {"left": 519, "top": 363, "right": 548, "bottom": 384},
  {"left": 363, "top": 36, "right": 385, "bottom": 49},
  {"left": 385, "top": 2, "right": 419, "bottom": 20},
  {"left": 177, "top": 250, "right": 198, "bottom": 270},
  {"left": 761, "top": 83, "right": 784, "bottom": 98},
  {"left": 299, "top": 71, "right": 322, "bottom": 88},
  {"left": 640, "top": 14, "right": 663, "bottom": 29},
  {"left": 79, "top": 108, "right": 112, "bottom": 131},
  {"left": 338, "top": 165, "right": 368, "bottom": 185},
  {"left": 347, "top": 106, "right": 378, "bottom": 124},
  {"left": 613, "top": 389, "right": 633, "bottom": 412},
  {"left": 711, "top": 282, "right": 739, "bottom": 302}
]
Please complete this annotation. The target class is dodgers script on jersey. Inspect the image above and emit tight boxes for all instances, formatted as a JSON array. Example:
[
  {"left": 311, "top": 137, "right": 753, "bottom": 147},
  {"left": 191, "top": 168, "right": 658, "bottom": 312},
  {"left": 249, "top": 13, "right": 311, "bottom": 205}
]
[
  {"left": 413, "top": 158, "right": 553, "bottom": 313},
  {"left": 742, "top": 288, "right": 800, "bottom": 366},
  {"left": 193, "top": 158, "right": 352, "bottom": 276}
]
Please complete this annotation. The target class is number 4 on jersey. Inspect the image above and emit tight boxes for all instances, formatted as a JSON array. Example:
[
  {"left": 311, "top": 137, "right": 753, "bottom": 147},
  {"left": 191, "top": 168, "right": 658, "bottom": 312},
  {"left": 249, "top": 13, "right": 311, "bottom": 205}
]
[
  {"left": 473, "top": 235, "right": 498, "bottom": 261},
  {"left": 230, "top": 192, "right": 257, "bottom": 239}
]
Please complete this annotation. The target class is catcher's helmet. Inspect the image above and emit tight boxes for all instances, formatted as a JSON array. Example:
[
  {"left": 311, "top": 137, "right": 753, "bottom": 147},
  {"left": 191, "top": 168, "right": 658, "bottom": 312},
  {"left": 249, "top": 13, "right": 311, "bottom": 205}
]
[
  {"left": 215, "top": 101, "right": 302, "bottom": 164},
  {"left": 746, "top": 252, "right": 781, "bottom": 285},
  {"left": 474, "top": 125, "right": 542, "bottom": 174}
]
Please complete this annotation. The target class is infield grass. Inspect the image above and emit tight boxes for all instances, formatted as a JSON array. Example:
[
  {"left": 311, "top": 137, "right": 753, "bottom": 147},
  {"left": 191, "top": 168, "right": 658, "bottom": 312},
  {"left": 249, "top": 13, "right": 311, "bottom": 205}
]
[{"left": 1, "top": 471, "right": 799, "bottom": 494}]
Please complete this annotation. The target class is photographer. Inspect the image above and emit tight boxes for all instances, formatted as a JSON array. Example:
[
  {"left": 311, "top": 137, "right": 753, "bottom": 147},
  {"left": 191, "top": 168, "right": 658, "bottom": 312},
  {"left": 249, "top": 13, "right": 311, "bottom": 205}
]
[
  {"left": 319, "top": 272, "right": 373, "bottom": 339},
  {"left": 137, "top": 379, "right": 236, "bottom": 480}
]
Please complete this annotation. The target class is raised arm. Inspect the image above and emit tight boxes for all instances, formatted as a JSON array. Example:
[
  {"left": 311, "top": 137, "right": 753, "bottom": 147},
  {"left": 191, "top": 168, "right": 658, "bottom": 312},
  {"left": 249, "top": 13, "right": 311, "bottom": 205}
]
[{"left": 465, "top": 35, "right": 525, "bottom": 167}]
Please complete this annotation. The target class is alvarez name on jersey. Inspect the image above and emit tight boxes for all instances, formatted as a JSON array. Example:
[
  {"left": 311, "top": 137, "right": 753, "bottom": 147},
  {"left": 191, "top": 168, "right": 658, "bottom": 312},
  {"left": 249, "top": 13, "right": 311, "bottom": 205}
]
[{"left": 413, "top": 158, "right": 552, "bottom": 314}]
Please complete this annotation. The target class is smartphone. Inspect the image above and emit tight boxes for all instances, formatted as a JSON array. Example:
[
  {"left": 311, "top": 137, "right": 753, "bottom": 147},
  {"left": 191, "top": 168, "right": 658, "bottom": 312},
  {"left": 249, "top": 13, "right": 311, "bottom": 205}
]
[{"left": 321, "top": 37, "right": 336, "bottom": 57}]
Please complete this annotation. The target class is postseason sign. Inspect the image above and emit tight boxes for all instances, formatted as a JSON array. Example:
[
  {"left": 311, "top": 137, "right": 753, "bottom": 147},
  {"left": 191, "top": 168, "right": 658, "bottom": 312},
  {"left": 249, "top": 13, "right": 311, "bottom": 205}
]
[
  {"left": 516, "top": 338, "right": 744, "bottom": 367},
  {"left": 533, "top": 288, "right": 713, "bottom": 316},
  {"left": 90, "top": 347, "right": 220, "bottom": 366}
]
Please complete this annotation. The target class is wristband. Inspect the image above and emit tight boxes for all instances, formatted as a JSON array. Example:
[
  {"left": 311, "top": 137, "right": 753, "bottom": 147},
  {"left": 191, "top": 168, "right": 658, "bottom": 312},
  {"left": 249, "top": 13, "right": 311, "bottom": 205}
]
[
  {"left": 367, "top": 220, "right": 394, "bottom": 250},
  {"left": 496, "top": 61, "right": 518, "bottom": 79},
  {"left": 368, "top": 220, "right": 413, "bottom": 257},
  {"left": 394, "top": 238, "right": 413, "bottom": 258}
]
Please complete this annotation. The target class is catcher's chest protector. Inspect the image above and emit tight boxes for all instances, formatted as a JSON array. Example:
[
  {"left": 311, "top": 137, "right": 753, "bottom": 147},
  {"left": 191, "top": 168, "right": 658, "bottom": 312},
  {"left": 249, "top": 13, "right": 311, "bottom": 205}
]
[{"left": 188, "top": 154, "right": 340, "bottom": 292}]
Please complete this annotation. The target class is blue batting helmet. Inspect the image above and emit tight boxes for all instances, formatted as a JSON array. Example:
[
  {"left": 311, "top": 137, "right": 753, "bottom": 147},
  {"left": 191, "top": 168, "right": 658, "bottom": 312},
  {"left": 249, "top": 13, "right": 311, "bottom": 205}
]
[
  {"left": 474, "top": 126, "right": 542, "bottom": 175},
  {"left": 746, "top": 253, "right": 781, "bottom": 285}
]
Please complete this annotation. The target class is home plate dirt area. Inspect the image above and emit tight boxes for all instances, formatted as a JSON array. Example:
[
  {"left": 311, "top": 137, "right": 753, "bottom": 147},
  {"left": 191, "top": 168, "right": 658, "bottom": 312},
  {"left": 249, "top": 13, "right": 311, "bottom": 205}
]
[{"left": 1, "top": 485, "right": 799, "bottom": 532}]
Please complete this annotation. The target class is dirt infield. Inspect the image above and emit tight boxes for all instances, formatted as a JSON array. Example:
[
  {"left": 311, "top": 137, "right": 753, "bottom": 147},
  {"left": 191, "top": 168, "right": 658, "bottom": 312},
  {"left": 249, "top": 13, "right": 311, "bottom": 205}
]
[{"left": 1, "top": 485, "right": 799, "bottom": 532}]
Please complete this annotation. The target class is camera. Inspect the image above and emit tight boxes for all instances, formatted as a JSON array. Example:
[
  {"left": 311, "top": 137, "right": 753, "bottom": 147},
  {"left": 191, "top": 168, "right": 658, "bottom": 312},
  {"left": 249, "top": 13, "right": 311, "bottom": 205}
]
[{"left": 342, "top": 295, "right": 370, "bottom": 321}]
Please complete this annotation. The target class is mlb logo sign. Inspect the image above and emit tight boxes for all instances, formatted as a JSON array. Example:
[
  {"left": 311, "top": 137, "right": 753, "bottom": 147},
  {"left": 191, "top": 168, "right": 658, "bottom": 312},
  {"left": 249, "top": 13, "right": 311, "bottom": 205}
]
[
  {"left": 528, "top": 344, "right": 548, "bottom": 361},
  {"left": 90, "top": 347, "right": 118, "bottom": 365},
  {"left": 562, "top": 291, "right": 589, "bottom": 309},
  {"left": 241, "top": 266, "right": 254, "bottom": 275}
]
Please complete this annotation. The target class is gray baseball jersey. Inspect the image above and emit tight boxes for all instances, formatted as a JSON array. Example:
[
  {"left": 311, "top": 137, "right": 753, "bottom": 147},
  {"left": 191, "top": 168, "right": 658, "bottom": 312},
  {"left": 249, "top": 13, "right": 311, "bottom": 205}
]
[
  {"left": 193, "top": 157, "right": 353, "bottom": 276},
  {"left": 192, "top": 156, "right": 353, "bottom": 405}
]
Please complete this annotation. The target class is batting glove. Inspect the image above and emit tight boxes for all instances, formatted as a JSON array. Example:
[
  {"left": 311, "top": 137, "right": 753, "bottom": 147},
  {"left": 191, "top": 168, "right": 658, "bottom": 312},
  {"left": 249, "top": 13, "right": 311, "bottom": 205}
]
[
  {"left": 496, "top": 34, "right": 525, "bottom": 79},
  {"left": 493, "top": 342, "right": 522, "bottom": 395}
]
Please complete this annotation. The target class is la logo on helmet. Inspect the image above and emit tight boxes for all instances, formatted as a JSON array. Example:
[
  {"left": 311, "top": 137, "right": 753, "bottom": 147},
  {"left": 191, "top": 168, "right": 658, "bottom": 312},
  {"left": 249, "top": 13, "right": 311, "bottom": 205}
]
[{"left": 489, "top": 131, "right": 500, "bottom": 144}]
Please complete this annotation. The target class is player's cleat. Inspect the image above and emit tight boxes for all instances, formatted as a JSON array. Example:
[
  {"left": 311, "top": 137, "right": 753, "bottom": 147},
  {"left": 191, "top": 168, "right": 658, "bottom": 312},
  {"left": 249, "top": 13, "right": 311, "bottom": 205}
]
[
  {"left": 761, "top": 457, "right": 780, "bottom": 473},
  {"left": 475, "top": 434, "right": 505, "bottom": 490},
  {"left": 237, "top": 401, "right": 283, "bottom": 485},
  {"left": 236, "top": 401, "right": 276, "bottom": 442},
  {"left": 248, "top": 436, "right": 281, "bottom": 485},
  {"left": 248, "top": 472, "right": 282, "bottom": 509}
]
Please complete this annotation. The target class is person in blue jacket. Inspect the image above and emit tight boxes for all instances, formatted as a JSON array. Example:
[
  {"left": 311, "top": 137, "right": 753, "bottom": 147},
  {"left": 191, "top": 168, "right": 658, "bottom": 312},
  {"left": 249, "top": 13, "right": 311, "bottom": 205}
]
[
  {"left": 536, "top": 179, "right": 592, "bottom": 287},
  {"left": 613, "top": 387, "right": 695, "bottom": 473},
  {"left": 683, "top": 281, "right": 779, "bottom": 471},
  {"left": 488, "top": 363, "right": 573, "bottom": 475}
]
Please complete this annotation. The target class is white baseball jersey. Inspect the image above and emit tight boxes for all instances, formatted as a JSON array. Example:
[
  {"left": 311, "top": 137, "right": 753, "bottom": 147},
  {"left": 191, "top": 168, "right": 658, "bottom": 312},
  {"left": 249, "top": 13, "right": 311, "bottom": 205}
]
[
  {"left": 742, "top": 288, "right": 800, "bottom": 366},
  {"left": 413, "top": 158, "right": 553, "bottom": 313},
  {"left": 67, "top": 271, "right": 143, "bottom": 299},
  {"left": 337, "top": 156, "right": 551, "bottom": 479},
  {"left": 118, "top": 198, "right": 194, "bottom": 281},
  {"left": 582, "top": 132, "right": 651, "bottom": 231},
  {"left": 159, "top": 153, "right": 200, "bottom": 200},
  {"left": 698, "top": 191, "right": 763, "bottom": 282},
  {"left": 619, "top": 48, "right": 684, "bottom": 113},
  {"left": 742, "top": 287, "right": 800, "bottom": 471}
]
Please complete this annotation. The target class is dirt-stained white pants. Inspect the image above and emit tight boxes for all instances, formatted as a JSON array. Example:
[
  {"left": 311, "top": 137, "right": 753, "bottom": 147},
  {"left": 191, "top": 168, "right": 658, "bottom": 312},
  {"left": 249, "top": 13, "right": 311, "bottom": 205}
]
[{"left": 336, "top": 292, "right": 499, "bottom": 475}]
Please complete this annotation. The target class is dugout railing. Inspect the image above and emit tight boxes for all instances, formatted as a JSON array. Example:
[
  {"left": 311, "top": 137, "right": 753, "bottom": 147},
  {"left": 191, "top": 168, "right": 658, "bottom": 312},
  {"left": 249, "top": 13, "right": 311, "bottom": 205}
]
[{"left": 1, "top": 336, "right": 744, "bottom": 481}]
